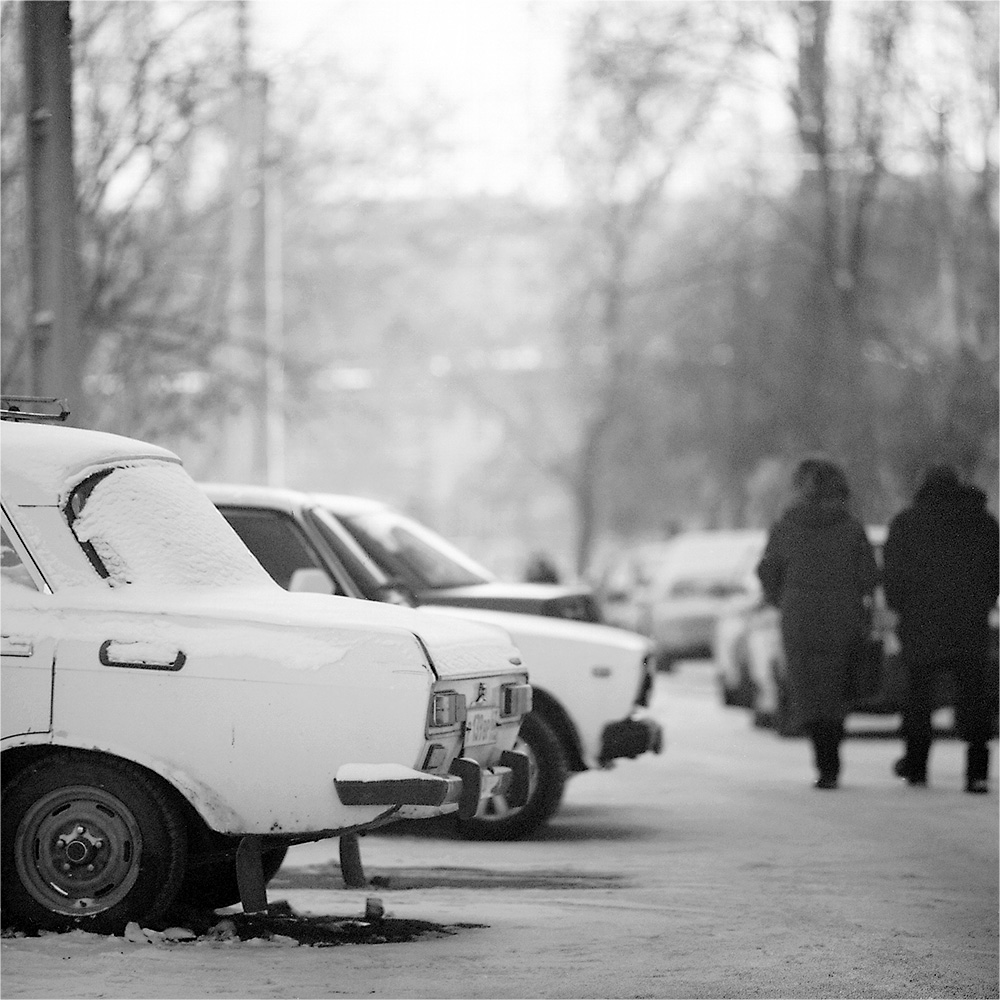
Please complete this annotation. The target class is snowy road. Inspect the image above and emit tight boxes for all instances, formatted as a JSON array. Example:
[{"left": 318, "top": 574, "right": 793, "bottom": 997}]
[{"left": 3, "top": 662, "right": 997, "bottom": 999}]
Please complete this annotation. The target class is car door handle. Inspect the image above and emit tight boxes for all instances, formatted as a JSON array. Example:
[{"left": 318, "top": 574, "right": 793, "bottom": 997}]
[
  {"left": 1, "top": 635, "right": 34, "bottom": 657},
  {"left": 99, "top": 640, "right": 186, "bottom": 671}
]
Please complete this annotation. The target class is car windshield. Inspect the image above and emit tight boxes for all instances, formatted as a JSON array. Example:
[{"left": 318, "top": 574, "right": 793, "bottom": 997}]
[
  {"left": 327, "top": 505, "right": 495, "bottom": 590},
  {"left": 67, "top": 461, "right": 271, "bottom": 588}
]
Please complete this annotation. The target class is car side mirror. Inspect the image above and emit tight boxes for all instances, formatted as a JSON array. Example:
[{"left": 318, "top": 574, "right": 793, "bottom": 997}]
[{"left": 289, "top": 567, "right": 335, "bottom": 595}]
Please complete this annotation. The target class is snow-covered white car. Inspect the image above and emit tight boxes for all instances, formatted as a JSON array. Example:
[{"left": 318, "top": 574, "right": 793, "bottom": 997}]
[
  {"left": 1, "top": 407, "right": 529, "bottom": 933},
  {"left": 204, "top": 485, "right": 664, "bottom": 841}
]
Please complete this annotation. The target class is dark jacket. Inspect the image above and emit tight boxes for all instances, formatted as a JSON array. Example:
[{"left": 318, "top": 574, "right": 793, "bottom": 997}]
[
  {"left": 756, "top": 494, "right": 878, "bottom": 723},
  {"left": 757, "top": 496, "right": 878, "bottom": 653},
  {"left": 883, "top": 477, "right": 999, "bottom": 664}
]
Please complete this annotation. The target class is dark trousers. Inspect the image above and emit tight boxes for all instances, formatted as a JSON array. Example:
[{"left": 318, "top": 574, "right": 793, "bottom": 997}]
[
  {"left": 808, "top": 718, "right": 844, "bottom": 779},
  {"left": 901, "top": 652, "right": 992, "bottom": 782}
]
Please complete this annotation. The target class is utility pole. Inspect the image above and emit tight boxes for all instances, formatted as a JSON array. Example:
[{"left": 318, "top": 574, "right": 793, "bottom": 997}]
[
  {"left": 21, "top": 1, "right": 83, "bottom": 418},
  {"left": 263, "top": 126, "right": 286, "bottom": 487},
  {"left": 218, "top": 0, "right": 269, "bottom": 482}
]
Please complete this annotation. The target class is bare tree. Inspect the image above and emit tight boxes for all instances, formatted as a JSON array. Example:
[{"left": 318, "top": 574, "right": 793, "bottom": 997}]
[{"left": 549, "top": 1, "right": 755, "bottom": 572}]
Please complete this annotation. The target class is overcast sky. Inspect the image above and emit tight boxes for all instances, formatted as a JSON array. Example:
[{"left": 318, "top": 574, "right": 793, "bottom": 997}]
[{"left": 252, "top": 0, "right": 573, "bottom": 198}]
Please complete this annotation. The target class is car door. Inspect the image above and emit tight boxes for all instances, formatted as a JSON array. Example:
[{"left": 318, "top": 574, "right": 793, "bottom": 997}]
[{"left": 1, "top": 516, "right": 54, "bottom": 738}]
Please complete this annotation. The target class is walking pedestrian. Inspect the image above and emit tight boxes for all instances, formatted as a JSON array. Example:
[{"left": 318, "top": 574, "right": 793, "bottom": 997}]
[
  {"left": 524, "top": 551, "right": 560, "bottom": 584},
  {"left": 882, "top": 465, "right": 999, "bottom": 794},
  {"left": 756, "top": 457, "right": 879, "bottom": 789}
]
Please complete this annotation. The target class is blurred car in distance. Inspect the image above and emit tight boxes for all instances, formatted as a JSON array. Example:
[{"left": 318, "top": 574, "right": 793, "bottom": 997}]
[
  {"left": 600, "top": 530, "right": 766, "bottom": 672},
  {"left": 1, "top": 399, "right": 529, "bottom": 932},
  {"left": 204, "top": 484, "right": 664, "bottom": 841}
]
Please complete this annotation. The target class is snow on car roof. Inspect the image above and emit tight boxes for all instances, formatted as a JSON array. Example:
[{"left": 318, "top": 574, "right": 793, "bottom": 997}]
[
  {"left": 1, "top": 422, "right": 180, "bottom": 506},
  {"left": 201, "top": 484, "right": 386, "bottom": 517}
]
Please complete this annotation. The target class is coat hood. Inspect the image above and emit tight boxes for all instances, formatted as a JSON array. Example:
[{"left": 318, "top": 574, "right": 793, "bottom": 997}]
[{"left": 914, "top": 470, "right": 987, "bottom": 516}]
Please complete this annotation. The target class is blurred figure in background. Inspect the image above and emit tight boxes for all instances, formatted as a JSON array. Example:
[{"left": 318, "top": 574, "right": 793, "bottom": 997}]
[
  {"left": 756, "top": 457, "right": 878, "bottom": 789},
  {"left": 524, "top": 550, "right": 560, "bottom": 584},
  {"left": 883, "top": 465, "right": 999, "bottom": 794}
]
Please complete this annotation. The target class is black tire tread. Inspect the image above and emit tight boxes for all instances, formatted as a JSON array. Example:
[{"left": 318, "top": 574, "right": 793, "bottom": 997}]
[{"left": 1, "top": 751, "right": 187, "bottom": 934}]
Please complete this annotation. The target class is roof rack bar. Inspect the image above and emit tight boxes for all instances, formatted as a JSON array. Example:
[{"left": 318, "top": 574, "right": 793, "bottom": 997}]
[{"left": 0, "top": 395, "right": 71, "bottom": 423}]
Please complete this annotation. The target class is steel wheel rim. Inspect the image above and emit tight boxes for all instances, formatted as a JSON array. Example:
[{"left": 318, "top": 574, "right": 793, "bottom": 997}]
[
  {"left": 14, "top": 784, "right": 143, "bottom": 916},
  {"left": 478, "top": 732, "right": 540, "bottom": 820}
]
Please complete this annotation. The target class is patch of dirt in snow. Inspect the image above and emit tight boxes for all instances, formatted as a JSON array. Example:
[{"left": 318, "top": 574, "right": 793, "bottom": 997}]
[{"left": 0, "top": 899, "right": 481, "bottom": 949}]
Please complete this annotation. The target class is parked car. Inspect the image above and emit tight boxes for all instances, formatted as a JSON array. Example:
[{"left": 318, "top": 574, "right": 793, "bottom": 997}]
[
  {"left": 304, "top": 493, "right": 605, "bottom": 624},
  {"left": 1, "top": 403, "right": 530, "bottom": 932},
  {"left": 600, "top": 531, "right": 766, "bottom": 672},
  {"left": 204, "top": 484, "right": 664, "bottom": 841}
]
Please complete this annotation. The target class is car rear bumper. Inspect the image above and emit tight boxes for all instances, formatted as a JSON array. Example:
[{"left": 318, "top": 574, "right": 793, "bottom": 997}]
[
  {"left": 335, "top": 751, "right": 530, "bottom": 821},
  {"left": 597, "top": 713, "right": 664, "bottom": 766}
]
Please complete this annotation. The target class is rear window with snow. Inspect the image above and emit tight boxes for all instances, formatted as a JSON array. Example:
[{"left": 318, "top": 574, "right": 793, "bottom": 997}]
[{"left": 67, "top": 461, "right": 272, "bottom": 588}]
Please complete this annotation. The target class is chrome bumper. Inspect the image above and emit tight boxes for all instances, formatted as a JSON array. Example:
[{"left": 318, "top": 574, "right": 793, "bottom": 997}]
[
  {"left": 597, "top": 713, "right": 664, "bottom": 767},
  {"left": 335, "top": 750, "right": 530, "bottom": 820}
]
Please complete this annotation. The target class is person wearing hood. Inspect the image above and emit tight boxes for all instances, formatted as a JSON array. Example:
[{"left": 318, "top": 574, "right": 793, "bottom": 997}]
[
  {"left": 756, "top": 457, "right": 879, "bottom": 789},
  {"left": 883, "top": 465, "right": 999, "bottom": 794}
]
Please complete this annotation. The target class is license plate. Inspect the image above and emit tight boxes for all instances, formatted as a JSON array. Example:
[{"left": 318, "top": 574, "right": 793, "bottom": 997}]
[{"left": 465, "top": 708, "right": 497, "bottom": 747}]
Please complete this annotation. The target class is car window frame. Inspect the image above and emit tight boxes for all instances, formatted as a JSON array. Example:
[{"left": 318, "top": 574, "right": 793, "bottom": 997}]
[{"left": 1, "top": 506, "right": 51, "bottom": 594}]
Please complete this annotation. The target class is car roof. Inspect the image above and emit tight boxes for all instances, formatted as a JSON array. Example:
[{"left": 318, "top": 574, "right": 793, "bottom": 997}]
[
  {"left": 2, "top": 422, "right": 180, "bottom": 506},
  {"left": 203, "top": 484, "right": 388, "bottom": 518}
]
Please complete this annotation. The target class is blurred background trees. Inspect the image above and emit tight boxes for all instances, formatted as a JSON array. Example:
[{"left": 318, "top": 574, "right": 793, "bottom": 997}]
[{"left": 1, "top": 0, "right": 996, "bottom": 579}]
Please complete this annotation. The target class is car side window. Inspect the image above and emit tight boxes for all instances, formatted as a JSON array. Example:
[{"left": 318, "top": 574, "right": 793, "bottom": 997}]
[
  {"left": 221, "top": 509, "right": 345, "bottom": 594},
  {"left": 1, "top": 525, "right": 39, "bottom": 591}
]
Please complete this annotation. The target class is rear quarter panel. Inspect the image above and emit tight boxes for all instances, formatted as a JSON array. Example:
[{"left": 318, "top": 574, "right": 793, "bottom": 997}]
[{"left": 8, "top": 598, "right": 431, "bottom": 836}]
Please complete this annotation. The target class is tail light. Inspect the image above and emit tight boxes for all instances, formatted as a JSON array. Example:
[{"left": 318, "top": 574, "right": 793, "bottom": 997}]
[
  {"left": 499, "top": 682, "right": 532, "bottom": 718},
  {"left": 430, "top": 691, "right": 466, "bottom": 728}
]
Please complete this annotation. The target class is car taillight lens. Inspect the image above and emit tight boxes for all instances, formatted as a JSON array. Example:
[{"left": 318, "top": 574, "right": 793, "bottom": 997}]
[
  {"left": 430, "top": 691, "right": 466, "bottom": 728},
  {"left": 499, "top": 682, "right": 532, "bottom": 718}
]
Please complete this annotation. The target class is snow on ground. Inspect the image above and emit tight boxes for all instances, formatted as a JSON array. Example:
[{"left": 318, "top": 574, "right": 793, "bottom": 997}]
[{"left": 3, "top": 665, "right": 997, "bottom": 1000}]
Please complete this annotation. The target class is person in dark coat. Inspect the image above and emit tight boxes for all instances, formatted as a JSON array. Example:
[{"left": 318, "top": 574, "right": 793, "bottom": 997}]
[
  {"left": 756, "top": 457, "right": 879, "bottom": 789},
  {"left": 524, "top": 551, "right": 560, "bottom": 584},
  {"left": 882, "top": 465, "right": 999, "bottom": 794}
]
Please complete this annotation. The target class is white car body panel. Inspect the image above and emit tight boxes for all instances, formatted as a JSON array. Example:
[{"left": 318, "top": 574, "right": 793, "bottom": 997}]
[
  {"left": 2, "top": 422, "right": 528, "bottom": 840},
  {"left": 420, "top": 604, "right": 653, "bottom": 766},
  {"left": 202, "top": 483, "right": 662, "bottom": 774}
]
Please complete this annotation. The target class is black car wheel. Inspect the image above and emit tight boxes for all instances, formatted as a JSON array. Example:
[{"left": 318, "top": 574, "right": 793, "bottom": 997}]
[
  {"left": 2, "top": 753, "right": 187, "bottom": 934},
  {"left": 456, "top": 711, "right": 567, "bottom": 841}
]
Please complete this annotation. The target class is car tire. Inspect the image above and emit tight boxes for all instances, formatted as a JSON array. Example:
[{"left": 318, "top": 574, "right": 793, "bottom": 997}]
[
  {"left": 720, "top": 675, "right": 737, "bottom": 706},
  {"left": 1, "top": 752, "right": 187, "bottom": 934},
  {"left": 176, "top": 834, "right": 288, "bottom": 911},
  {"left": 456, "top": 711, "right": 567, "bottom": 841},
  {"left": 720, "top": 667, "right": 755, "bottom": 709}
]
